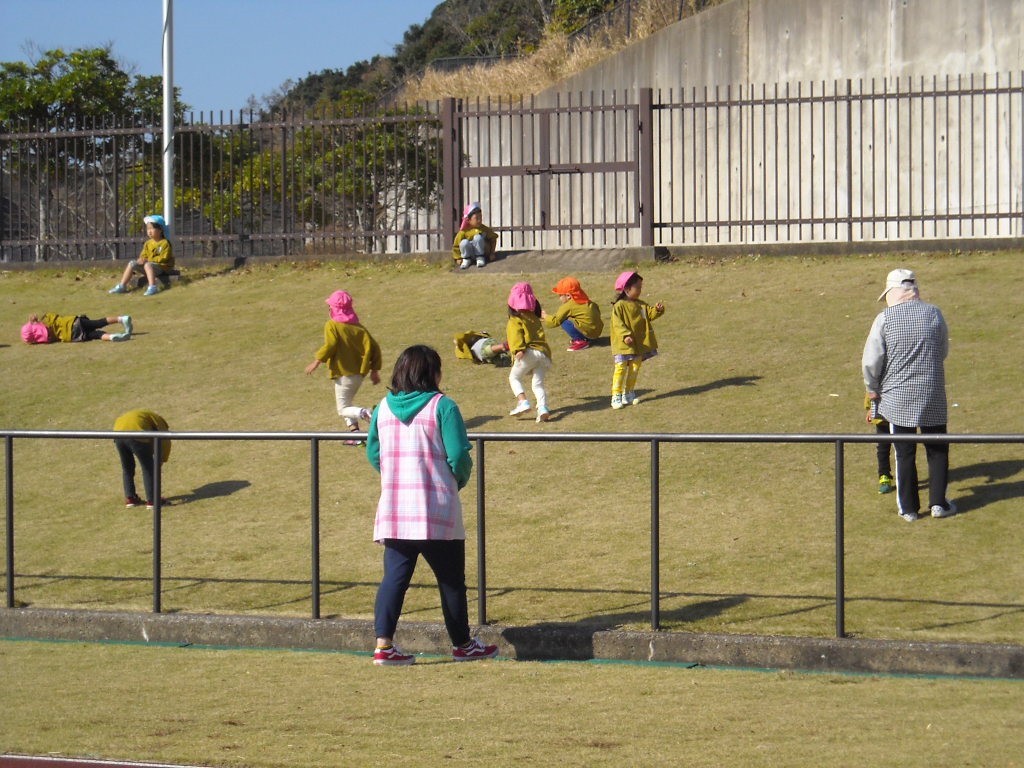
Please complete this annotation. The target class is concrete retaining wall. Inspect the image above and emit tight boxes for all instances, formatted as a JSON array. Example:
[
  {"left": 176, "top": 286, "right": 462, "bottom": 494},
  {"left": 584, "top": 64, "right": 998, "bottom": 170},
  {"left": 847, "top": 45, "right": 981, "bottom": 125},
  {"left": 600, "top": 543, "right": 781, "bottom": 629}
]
[
  {"left": 2, "top": 608, "right": 1023, "bottom": 678},
  {"left": 545, "top": 0, "right": 1024, "bottom": 96}
]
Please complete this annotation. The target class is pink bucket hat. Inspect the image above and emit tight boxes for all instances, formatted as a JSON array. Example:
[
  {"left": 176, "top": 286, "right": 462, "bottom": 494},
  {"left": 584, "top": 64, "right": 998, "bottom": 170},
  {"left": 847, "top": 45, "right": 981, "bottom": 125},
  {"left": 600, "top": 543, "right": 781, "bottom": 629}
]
[
  {"left": 21, "top": 321, "right": 50, "bottom": 344},
  {"left": 326, "top": 290, "right": 359, "bottom": 324},
  {"left": 614, "top": 270, "right": 640, "bottom": 292},
  {"left": 508, "top": 282, "right": 538, "bottom": 311},
  {"left": 460, "top": 201, "right": 482, "bottom": 230}
]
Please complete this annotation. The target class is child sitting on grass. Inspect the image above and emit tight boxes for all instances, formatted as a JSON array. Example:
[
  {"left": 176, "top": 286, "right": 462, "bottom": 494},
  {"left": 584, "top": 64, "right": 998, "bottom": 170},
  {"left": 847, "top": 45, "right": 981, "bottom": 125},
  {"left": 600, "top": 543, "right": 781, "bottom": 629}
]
[{"left": 452, "top": 202, "right": 498, "bottom": 269}]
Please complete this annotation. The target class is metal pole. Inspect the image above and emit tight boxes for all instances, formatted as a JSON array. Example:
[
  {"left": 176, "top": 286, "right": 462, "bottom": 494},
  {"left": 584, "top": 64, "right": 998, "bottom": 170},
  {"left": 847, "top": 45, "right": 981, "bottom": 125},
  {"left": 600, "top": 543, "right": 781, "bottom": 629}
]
[
  {"left": 475, "top": 438, "right": 486, "bottom": 625},
  {"left": 161, "top": 0, "right": 175, "bottom": 230},
  {"left": 311, "top": 438, "right": 321, "bottom": 620},
  {"left": 650, "top": 439, "right": 660, "bottom": 630},
  {"left": 5, "top": 436, "right": 14, "bottom": 608},
  {"left": 835, "top": 439, "right": 846, "bottom": 638},
  {"left": 152, "top": 436, "right": 162, "bottom": 613}
]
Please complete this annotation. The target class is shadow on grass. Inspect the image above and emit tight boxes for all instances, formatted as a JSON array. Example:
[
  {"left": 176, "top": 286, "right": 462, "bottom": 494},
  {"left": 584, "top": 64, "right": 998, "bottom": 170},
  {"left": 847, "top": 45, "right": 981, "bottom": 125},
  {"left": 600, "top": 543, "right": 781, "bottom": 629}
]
[
  {"left": 561, "top": 374, "right": 763, "bottom": 416},
  {"left": 947, "top": 459, "right": 1024, "bottom": 515},
  {"left": 167, "top": 479, "right": 252, "bottom": 506}
]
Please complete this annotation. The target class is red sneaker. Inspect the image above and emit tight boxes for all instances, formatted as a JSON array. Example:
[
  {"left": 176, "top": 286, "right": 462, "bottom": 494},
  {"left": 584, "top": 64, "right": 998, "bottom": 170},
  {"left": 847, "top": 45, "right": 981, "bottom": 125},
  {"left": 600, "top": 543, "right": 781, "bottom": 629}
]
[
  {"left": 567, "top": 339, "right": 590, "bottom": 351},
  {"left": 145, "top": 498, "right": 169, "bottom": 510},
  {"left": 373, "top": 644, "right": 416, "bottom": 666},
  {"left": 125, "top": 495, "right": 145, "bottom": 508},
  {"left": 452, "top": 638, "right": 498, "bottom": 662}
]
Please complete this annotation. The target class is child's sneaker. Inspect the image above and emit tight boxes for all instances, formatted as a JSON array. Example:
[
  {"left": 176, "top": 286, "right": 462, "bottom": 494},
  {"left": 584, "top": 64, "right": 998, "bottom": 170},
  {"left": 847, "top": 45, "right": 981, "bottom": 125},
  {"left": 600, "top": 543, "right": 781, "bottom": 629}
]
[
  {"left": 536, "top": 407, "right": 551, "bottom": 423},
  {"left": 144, "top": 284, "right": 160, "bottom": 296},
  {"left": 452, "top": 638, "right": 498, "bottom": 662},
  {"left": 125, "top": 495, "right": 145, "bottom": 508},
  {"left": 567, "top": 339, "right": 590, "bottom": 351},
  {"left": 110, "top": 332, "right": 129, "bottom": 342},
  {"left": 145, "top": 498, "right": 169, "bottom": 510},
  {"left": 476, "top": 256, "right": 486, "bottom": 268},
  {"left": 359, "top": 408, "right": 373, "bottom": 422},
  {"left": 623, "top": 391, "right": 640, "bottom": 406},
  {"left": 611, "top": 394, "right": 623, "bottom": 409},
  {"left": 109, "top": 284, "right": 127, "bottom": 294},
  {"left": 460, "top": 258, "right": 472, "bottom": 270},
  {"left": 373, "top": 644, "right": 415, "bottom": 666},
  {"left": 878, "top": 474, "right": 894, "bottom": 494},
  {"left": 120, "top": 315, "right": 133, "bottom": 336},
  {"left": 509, "top": 400, "right": 531, "bottom": 416}
]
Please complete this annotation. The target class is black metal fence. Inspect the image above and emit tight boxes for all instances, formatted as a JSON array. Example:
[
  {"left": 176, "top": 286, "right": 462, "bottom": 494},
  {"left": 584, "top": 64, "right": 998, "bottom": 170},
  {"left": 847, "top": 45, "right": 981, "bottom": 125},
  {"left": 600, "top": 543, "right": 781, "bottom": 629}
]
[
  {"left": 2, "top": 72, "right": 1021, "bottom": 262},
  {"left": 3, "top": 429, "right": 1021, "bottom": 640}
]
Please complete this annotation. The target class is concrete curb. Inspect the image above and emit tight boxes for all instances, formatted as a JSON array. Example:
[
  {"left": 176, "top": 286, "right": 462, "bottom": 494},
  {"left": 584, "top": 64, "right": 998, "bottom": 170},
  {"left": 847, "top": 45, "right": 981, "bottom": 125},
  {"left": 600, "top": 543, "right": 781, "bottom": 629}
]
[{"left": 2, "top": 607, "right": 1021, "bottom": 678}]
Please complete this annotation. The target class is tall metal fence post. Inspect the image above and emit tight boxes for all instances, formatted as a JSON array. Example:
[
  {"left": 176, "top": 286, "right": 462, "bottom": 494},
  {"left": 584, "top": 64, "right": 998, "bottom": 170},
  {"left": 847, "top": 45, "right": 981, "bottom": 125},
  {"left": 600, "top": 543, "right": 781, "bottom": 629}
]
[
  {"left": 475, "top": 438, "right": 487, "bottom": 625},
  {"left": 835, "top": 439, "right": 846, "bottom": 638},
  {"left": 311, "top": 437, "right": 321, "bottom": 620},
  {"left": 440, "top": 97, "right": 461, "bottom": 245},
  {"left": 638, "top": 88, "right": 656, "bottom": 247},
  {"left": 650, "top": 438, "right": 661, "bottom": 630},
  {"left": 152, "top": 436, "right": 163, "bottom": 613},
  {"left": 5, "top": 436, "right": 13, "bottom": 608}
]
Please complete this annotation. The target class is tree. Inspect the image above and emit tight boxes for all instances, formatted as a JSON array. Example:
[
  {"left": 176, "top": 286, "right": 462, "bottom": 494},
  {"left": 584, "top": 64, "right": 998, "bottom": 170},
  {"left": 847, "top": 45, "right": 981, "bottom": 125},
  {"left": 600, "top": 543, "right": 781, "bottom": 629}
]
[{"left": 0, "top": 46, "right": 187, "bottom": 260}]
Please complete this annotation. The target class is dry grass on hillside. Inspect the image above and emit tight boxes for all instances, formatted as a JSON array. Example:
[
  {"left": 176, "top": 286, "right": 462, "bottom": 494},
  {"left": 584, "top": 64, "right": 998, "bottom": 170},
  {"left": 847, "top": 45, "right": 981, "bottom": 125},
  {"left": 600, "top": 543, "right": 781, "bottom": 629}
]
[{"left": 402, "top": 0, "right": 728, "bottom": 101}]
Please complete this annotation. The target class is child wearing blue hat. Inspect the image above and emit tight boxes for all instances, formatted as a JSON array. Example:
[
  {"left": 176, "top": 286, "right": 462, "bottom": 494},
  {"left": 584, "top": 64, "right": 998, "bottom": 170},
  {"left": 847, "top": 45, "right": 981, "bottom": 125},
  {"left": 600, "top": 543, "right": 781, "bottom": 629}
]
[{"left": 110, "top": 214, "right": 174, "bottom": 296}]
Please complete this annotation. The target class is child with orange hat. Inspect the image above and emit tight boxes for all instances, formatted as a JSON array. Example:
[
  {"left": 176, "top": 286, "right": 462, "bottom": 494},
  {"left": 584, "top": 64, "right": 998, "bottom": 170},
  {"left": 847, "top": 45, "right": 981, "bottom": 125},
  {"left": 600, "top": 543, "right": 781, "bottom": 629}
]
[{"left": 541, "top": 276, "right": 604, "bottom": 351}]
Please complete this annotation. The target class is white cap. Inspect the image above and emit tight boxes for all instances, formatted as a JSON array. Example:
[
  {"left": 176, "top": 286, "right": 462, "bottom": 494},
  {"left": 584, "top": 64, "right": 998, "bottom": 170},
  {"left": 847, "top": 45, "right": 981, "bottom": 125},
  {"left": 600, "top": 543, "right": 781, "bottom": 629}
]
[{"left": 877, "top": 269, "right": 917, "bottom": 302}]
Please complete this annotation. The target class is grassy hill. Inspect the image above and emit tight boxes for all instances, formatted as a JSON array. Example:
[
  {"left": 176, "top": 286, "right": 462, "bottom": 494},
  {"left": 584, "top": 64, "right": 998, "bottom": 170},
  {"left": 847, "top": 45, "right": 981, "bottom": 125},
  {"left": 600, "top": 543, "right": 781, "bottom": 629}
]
[{"left": 2, "top": 249, "right": 1022, "bottom": 647}]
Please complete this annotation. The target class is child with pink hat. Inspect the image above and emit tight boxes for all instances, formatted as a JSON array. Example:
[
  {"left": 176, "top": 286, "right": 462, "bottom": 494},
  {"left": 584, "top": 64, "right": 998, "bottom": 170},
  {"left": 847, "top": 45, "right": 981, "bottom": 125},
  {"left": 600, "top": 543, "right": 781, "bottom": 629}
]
[
  {"left": 21, "top": 311, "right": 132, "bottom": 343},
  {"left": 451, "top": 202, "right": 498, "bottom": 269},
  {"left": 505, "top": 282, "right": 553, "bottom": 422},
  {"left": 609, "top": 271, "right": 665, "bottom": 409},
  {"left": 304, "top": 290, "right": 382, "bottom": 445}
]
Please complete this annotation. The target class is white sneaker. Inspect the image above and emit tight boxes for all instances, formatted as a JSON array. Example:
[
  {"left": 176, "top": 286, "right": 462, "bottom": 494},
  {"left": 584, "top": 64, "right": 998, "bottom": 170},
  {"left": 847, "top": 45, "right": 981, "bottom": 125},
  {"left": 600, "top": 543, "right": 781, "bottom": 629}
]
[
  {"left": 930, "top": 500, "right": 957, "bottom": 518},
  {"left": 536, "top": 407, "right": 550, "bottom": 423},
  {"left": 460, "top": 258, "right": 472, "bottom": 270},
  {"left": 509, "top": 400, "right": 531, "bottom": 416},
  {"left": 899, "top": 511, "right": 920, "bottom": 523},
  {"left": 623, "top": 391, "right": 641, "bottom": 406},
  {"left": 476, "top": 256, "right": 486, "bottom": 268},
  {"left": 611, "top": 394, "right": 623, "bottom": 409}
]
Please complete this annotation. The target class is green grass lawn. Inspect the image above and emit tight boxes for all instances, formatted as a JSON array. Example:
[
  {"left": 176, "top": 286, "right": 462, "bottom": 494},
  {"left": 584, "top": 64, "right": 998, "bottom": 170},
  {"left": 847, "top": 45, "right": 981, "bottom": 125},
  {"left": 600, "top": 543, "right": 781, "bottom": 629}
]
[
  {"left": 1, "top": 251, "right": 1022, "bottom": 646},
  {"left": 2, "top": 250, "right": 1023, "bottom": 767}
]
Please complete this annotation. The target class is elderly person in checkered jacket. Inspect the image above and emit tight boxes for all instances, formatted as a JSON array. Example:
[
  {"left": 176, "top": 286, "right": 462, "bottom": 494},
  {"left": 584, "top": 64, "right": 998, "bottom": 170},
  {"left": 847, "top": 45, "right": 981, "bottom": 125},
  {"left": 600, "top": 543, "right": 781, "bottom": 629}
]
[{"left": 862, "top": 269, "right": 956, "bottom": 523}]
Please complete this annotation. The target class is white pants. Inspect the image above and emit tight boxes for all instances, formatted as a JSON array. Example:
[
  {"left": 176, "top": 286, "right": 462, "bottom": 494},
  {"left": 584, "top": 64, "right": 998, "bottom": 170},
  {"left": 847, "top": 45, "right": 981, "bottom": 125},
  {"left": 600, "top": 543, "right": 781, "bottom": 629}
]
[
  {"left": 333, "top": 374, "right": 365, "bottom": 428},
  {"left": 509, "top": 348, "right": 552, "bottom": 411}
]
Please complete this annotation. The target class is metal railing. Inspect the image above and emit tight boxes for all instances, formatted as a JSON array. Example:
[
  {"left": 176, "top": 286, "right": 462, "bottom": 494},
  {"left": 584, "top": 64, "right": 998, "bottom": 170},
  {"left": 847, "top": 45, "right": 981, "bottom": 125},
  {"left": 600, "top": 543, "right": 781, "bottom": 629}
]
[{"left": 3, "top": 429, "right": 1020, "bottom": 639}]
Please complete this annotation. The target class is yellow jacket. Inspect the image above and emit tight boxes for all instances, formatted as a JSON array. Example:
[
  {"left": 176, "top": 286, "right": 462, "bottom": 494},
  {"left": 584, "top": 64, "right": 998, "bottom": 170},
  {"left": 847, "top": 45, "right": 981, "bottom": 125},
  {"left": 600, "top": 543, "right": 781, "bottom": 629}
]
[
  {"left": 114, "top": 409, "right": 171, "bottom": 463},
  {"left": 315, "top": 321, "right": 382, "bottom": 378}
]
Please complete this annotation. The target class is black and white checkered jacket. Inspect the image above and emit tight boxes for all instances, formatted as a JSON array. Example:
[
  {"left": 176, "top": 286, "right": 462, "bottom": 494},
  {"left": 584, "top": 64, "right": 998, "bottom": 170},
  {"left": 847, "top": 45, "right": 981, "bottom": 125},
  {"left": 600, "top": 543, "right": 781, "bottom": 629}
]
[{"left": 862, "top": 299, "right": 949, "bottom": 427}]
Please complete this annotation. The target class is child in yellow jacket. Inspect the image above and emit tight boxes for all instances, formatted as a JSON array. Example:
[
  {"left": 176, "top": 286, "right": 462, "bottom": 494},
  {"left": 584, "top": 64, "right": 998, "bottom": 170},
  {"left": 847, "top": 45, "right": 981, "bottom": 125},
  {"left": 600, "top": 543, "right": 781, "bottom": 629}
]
[
  {"left": 452, "top": 202, "right": 498, "bottom": 269},
  {"left": 305, "top": 290, "right": 382, "bottom": 444},
  {"left": 542, "top": 276, "right": 604, "bottom": 351},
  {"left": 610, "top": 271, "right": 664, "bottom": 409},
  {"left": 506, "top": 282, "right": 553, "bottom": 422}
]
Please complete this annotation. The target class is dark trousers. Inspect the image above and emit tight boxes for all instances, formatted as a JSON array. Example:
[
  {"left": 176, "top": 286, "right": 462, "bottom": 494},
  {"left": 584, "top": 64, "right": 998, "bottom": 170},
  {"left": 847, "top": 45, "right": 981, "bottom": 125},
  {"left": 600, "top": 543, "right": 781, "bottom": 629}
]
[
  {"left": 891, "top": 423, "right": 949, "bottom": 515},
  {"left": 875, "top": 421, "right": 892, "bottom": 477},
  {"left": 374, "top": 539, "right": 470, "bottom": 647},
  {"left": 114, "top": 438, "right": 156, "bottom": 501}
]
